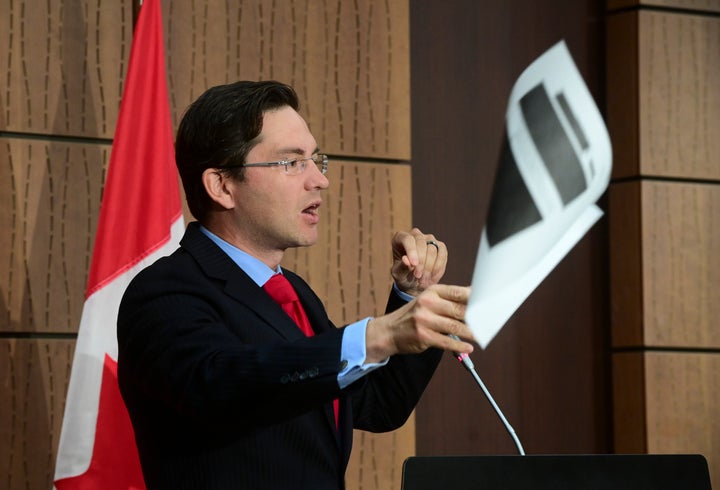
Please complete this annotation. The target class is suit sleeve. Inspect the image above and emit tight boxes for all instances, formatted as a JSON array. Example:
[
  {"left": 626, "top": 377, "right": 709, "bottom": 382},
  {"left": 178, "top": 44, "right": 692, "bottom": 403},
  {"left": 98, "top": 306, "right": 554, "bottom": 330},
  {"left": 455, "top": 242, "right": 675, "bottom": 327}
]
[{"left": 348, "top": 288, "right": 443, "bottom": 432}]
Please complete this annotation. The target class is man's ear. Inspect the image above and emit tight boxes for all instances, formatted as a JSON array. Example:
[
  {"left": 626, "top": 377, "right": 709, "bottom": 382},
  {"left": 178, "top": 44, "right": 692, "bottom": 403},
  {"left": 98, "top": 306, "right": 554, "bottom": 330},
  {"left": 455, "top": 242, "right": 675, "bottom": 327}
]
[{"left": 202, "top": 168, "right": 235, "bottom": 210}]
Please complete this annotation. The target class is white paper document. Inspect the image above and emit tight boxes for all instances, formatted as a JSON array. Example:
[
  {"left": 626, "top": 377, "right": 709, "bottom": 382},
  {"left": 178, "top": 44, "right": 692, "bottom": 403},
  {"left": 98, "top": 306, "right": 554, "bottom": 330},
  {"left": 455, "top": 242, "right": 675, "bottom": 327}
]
[{"left": 466, "top": 40, "right": 612, "bottom": 349}]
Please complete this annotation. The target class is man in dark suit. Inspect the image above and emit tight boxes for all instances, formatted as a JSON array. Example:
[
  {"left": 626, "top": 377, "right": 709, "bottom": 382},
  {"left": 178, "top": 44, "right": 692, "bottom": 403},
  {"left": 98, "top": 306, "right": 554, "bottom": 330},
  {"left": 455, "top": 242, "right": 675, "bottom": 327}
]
[{"left": 117, "top": 80, "right": 474, "bottom": 489}]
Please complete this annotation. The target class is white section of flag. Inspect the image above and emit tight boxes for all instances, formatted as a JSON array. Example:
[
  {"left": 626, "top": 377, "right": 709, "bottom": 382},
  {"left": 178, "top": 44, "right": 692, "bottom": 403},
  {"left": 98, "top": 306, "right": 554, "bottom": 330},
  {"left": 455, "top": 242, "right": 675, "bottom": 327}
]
[{"left": 54, "top": 217, "right": 184, "bottom": 480}]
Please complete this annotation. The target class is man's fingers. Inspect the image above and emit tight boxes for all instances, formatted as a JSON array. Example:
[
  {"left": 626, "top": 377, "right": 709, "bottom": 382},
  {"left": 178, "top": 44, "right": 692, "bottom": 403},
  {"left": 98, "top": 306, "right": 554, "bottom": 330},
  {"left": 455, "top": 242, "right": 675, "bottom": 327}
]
[
  {"left": 429, "top": 284, "right": 471, "bottom": 303},
  {"left": 424, "top": 323, "right": 475, "bottom": 354},
  {"left": 414, "top": 285, "right": 474, "bottom": 344},
  {"left": 444, "top": 332, "right": 475, "bottom": 354}
]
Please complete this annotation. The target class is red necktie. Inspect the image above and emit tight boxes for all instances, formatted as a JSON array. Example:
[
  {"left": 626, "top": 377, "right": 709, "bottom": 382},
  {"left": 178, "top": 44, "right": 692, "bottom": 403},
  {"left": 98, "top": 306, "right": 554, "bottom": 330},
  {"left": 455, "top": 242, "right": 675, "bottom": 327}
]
[
  {"left": 263, "top": 273, "right": 314, "bottom": 336},
  {"left": 263, "top": 273, "right": 339, "bottom": 428}
]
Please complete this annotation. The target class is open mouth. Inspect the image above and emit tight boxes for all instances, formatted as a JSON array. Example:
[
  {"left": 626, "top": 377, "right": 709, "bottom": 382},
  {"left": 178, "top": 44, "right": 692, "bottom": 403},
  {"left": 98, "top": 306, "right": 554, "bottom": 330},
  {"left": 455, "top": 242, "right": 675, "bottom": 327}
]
[{"left": 302, "top": 202, "right": 321, "bottom": 217}]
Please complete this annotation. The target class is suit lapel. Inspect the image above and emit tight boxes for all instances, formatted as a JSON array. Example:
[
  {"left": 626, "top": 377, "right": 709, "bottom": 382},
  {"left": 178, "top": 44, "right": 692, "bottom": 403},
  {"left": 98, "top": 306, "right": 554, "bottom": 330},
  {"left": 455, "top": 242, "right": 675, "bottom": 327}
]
[
  {"left": 180, "top": 223, "right": 304, "bottom": 341},
  {"left": 181, "top": 223, "right": 344, "bottom": 442}
]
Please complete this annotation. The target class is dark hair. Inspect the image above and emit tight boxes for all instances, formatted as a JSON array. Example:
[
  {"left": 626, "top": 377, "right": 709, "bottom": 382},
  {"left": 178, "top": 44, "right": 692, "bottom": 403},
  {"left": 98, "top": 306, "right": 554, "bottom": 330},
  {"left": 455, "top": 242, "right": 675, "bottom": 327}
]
[{"left": 175, "top": 80, "right": 300, "bottom": 221}]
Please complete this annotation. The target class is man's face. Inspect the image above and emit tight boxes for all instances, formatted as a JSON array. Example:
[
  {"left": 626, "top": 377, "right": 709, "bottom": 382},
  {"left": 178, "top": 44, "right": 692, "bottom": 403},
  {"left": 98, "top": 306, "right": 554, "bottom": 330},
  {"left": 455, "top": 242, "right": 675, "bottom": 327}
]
[{"left": 226, "top": 106, "right": 329, "bottom": 257}]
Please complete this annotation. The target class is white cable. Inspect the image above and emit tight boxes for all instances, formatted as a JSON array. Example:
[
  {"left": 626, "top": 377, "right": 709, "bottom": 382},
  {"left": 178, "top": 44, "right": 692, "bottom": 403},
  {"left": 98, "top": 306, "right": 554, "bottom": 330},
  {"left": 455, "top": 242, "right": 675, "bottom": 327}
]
[{"left": 449, "top": 335, "right": 526, "bottom": 456}]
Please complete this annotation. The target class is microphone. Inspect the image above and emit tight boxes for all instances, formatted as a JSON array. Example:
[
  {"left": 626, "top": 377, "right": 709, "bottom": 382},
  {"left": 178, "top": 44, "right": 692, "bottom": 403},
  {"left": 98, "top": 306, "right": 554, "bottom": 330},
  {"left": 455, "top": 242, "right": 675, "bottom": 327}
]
[{"left": 448, "top": 334, "right": 526, "bottom": 455}]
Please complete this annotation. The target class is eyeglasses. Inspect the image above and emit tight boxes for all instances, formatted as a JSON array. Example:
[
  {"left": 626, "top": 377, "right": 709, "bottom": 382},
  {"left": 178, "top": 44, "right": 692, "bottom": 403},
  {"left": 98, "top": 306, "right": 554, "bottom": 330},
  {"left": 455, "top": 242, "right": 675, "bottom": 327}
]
[{"left": 221, "top": 154, "right": 329, "bottom": 176}]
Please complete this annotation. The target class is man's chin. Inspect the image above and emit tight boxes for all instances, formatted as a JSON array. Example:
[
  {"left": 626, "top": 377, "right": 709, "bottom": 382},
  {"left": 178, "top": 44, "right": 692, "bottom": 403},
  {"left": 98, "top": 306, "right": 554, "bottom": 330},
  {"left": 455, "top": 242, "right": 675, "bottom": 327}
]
[{"left": 286, "top": 235, "right": 319, "bottom": 249}]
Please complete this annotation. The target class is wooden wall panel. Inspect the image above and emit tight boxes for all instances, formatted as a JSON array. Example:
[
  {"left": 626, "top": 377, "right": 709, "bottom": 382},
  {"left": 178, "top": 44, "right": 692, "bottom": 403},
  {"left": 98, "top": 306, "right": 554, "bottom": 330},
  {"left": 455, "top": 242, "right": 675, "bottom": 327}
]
[
  {"left": 613, "top": 352, "right": 720, "bottom": 487},
  {"left": 163, "top": 0, "right": 411, "bottom": 160},
  {"left": 0, "top": 138, "right": 109, "bottom": 333},
  {"left": 641, "top": 181, "right": 720, "bottom": 347},
  {"left": 638, "top": 11, "right": 720, "bottom": 178},
  {"left": 611, "top": 181, "right": 720, "bottom": 348},
  {"left": 0, "top": 339, "right": 74, "bottom": 490},
  {"left": 0, "top": 2, "right": 132, "bottom": 137},
  {"left": 346, "top": 428, "right": 410, "bottom": 488},
  {"left": 607, "top": 2, "right": 720, "bottom": 483},
  {"left": 0, "top": 0, "right": 410, "bottom": 151},
  {"left": 644, "top": 353, "right": 720, "bottom": 468},
  {"left": 609, "top": 10, "right": 720, "bottom": 179}
]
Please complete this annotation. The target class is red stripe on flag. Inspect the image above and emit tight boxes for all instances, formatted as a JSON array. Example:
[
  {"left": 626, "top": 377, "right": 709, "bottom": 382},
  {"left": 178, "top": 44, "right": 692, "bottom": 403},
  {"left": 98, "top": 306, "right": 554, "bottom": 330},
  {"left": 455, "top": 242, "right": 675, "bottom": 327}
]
[
  {"left": 55, "top": 356, "right": 145, "bottom": 490},
  {"left": 85, "top": 0, "right": 181, "bottom": 298}
]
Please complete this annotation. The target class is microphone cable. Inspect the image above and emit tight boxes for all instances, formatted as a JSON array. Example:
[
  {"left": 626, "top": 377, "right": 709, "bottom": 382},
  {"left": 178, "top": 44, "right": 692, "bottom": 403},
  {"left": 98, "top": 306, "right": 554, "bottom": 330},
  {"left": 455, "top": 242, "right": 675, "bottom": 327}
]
[{"left": 449, "top": 335, "right": 526, "bottom": 456}]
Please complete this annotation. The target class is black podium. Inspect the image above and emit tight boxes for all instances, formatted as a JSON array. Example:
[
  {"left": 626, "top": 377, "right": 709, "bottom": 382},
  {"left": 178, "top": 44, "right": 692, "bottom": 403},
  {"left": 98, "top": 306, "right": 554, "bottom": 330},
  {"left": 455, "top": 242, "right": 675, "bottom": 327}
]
[{"left": 401, "top": 454, "right": 712, "bottom": 490}]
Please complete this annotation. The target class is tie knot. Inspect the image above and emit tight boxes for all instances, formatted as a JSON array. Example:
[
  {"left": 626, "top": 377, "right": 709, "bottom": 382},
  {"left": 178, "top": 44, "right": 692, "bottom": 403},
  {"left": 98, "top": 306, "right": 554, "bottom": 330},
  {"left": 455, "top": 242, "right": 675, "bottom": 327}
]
[{"left": 263, "top": 274, "right": 299, "bottom": 305}]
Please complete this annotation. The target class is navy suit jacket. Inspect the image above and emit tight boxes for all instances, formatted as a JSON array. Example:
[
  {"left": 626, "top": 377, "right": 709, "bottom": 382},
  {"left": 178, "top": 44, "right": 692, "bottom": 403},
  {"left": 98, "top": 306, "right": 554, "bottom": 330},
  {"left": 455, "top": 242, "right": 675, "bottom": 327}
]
[{"left": 117, "top": 223, "right": 442, "bottom": 489}]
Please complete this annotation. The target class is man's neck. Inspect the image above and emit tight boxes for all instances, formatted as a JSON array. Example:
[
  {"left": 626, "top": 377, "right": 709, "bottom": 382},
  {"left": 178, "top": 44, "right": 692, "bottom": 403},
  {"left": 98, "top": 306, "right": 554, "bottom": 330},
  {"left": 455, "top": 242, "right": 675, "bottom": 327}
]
[{"left": 202, "top": 221, "right": 285, "bottom": 270}]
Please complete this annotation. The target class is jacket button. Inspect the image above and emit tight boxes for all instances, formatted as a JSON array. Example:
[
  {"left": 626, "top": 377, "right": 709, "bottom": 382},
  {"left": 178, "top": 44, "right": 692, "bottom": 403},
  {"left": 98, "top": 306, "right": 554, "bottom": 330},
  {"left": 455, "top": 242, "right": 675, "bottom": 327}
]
[{"left": 280, "top": 374, "right": 290, "bottom": 384}]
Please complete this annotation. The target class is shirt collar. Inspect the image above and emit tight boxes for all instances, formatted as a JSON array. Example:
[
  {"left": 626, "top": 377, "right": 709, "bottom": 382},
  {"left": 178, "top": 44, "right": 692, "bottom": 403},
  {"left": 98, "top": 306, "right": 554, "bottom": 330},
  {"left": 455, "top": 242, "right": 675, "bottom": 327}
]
[{"left": 199, "top": 225, "right": 280, "bottom": 287}]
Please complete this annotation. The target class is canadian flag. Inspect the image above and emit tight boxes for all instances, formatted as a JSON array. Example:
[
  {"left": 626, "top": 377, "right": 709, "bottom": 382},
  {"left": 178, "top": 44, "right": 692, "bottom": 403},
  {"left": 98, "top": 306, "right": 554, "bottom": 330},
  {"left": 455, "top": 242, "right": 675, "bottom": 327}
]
[{"left": 53, "top": 0, "right": 183, "bottom": 488}]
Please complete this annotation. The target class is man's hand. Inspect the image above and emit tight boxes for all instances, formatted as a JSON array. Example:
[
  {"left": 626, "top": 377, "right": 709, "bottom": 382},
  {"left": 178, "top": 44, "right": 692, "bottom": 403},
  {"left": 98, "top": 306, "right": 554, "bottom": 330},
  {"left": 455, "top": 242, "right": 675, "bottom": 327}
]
[
  {"left": 391, "top": 228, "right": 448, "bottom": 296},
  {"left": 365, "top": 284, "right": 474, "bottom": 363}
]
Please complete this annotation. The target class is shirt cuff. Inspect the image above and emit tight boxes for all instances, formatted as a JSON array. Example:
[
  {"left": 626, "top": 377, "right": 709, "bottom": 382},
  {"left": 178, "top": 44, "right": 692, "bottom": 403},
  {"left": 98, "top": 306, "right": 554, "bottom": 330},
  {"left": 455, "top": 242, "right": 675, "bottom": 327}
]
[
  {"left": 337, "top": 318, "right": 389, "bottom": 389},
  {"left": 393, "top": 282, "right": 415, "bottom": 302}
]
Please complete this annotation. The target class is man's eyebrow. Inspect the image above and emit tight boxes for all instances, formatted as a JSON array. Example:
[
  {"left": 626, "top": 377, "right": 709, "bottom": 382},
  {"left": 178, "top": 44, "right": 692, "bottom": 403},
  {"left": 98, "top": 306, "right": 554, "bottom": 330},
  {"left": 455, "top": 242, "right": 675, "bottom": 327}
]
[{"left": 278, "top": 147, "right": 321, "bottom": 157}]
